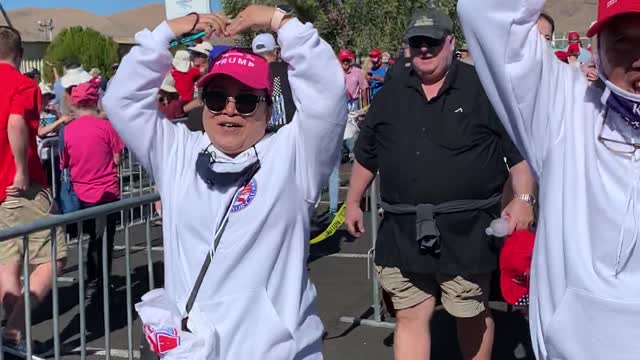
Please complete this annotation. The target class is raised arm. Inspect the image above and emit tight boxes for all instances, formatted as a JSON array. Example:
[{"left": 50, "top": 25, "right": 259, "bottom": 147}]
[
  {"left": 457, "top": 0, "right": 583, "bottom": 176},
  {"left": 102, "top": 20, "right": 211, "bottom": 189},
  {"left": 278, "top": 19, "right": 348, "bottom": 202}
]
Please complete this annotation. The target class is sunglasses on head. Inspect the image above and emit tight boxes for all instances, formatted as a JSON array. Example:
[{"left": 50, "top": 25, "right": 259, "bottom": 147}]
[
  {"left": 408, "top": 36, "right": 446, "bottom": 49},
  {"left": 202, "top": 90, "right": 268, "bottom": 116}
]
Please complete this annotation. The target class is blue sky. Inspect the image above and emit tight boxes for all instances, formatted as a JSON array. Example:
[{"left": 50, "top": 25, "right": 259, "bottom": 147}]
[{"left": 1, "top": 0, "right": 222, "bottom": 15}]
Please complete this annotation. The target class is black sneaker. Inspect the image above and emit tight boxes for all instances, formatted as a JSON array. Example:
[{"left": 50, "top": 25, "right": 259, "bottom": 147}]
[
  {"left": 317, "top": 211, "right": 337, "bottom": 225},
  {"left": 2, "top": 338, "right": 47, "bottom": 359}
]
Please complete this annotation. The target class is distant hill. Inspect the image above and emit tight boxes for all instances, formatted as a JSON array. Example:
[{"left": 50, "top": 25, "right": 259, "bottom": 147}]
[
  {"left": 2, "top": 4, "right": 234, "bottom": 45},
  {"left": 544, "top": 0, "right": 597, "bottom": 36}
]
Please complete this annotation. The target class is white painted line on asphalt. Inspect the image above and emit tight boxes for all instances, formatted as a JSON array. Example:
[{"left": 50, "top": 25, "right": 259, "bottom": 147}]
[
  {"left": 69, "top": 346, "right": 140, "bottom": 359},
  {"left": 112, "top": 245, "right": 369, "bottom": 260},
  {"left": 326, "top": 253, "right": 368, "bottom": 259},
  {"left": 91, "top": 348, "right": 141, "bottom": 358},
  {"left": 113, "top": 245, "right": 164, "bottom": 252}
]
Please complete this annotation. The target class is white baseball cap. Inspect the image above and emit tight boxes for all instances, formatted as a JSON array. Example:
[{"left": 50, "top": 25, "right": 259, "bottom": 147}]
[
  {"left": 172, "top": 50, "right": 191, "bottom": 73},
  {"left": 251, "top": 33, "right": 277, "bottom": 54},
  {"left": 39, "top": 83, "right": 55, "bottom": 98},
  {"left": 188, "top": 42, "right": 213, "bottom": 57}
]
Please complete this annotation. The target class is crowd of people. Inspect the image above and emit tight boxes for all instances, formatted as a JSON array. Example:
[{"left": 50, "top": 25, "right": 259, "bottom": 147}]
[{"left": 0, "top": 0, "right": 639, "bottom": 359}]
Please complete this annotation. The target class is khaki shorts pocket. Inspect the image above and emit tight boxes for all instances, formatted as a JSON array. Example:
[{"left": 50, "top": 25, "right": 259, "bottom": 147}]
[
  {"left": 0, "top": 188, "right": 65, "bottom": 264},
  {"left": 438, "top": 274, "right": 490, "bottom": 318}
]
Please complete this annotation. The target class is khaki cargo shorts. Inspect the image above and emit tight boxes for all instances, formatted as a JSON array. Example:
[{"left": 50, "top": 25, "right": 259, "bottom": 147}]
[
  {"left": 376, "top": 266, "right": 490, "bottom": 318},
  {"left": 0, "top": 184, "right": 67, "bottom": 265}
]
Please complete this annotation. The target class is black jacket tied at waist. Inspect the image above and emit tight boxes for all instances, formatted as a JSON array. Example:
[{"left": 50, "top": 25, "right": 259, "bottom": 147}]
[{"left": 381, "top": 193, "right": 502, "bottom": 254}]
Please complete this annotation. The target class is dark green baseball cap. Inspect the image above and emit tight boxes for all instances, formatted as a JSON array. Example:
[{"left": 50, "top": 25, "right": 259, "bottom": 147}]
[{"left": 403, "top": 8, "right": 453, "bottom": 40}]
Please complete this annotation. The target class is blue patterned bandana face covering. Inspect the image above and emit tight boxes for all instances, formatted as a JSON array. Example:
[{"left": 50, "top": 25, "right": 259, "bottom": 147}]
[
  {"left": 196, "top": 145, "right": 261, "bottom": 188},
  {"left": 597, "top": 52, "right": 640, "bottom": 130}
]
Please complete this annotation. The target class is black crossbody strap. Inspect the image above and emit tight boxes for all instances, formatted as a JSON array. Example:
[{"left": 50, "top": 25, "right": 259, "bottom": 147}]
[
  {"left": 184, "top": 217, "right": 228, "bottom": 314},
  {"left": 184, "top": 161, "right": 261, "bottom": 316}
]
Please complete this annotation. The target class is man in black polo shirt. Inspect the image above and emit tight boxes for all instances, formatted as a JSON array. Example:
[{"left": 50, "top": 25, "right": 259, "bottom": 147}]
[{"left": 345, "top": 8, "right": 535, "bottom": 360}]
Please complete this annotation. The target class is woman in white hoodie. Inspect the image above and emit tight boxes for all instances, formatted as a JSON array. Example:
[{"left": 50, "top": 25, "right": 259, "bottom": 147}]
[
  {"left": 458, "top": 0, "right": 640, "bottom": 359},
  {"left": 103, "top": 5, "right": 346, "bottom": 359}
]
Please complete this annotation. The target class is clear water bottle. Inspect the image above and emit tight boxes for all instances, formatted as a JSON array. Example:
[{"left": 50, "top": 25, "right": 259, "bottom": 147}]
[{"left": 485, "top": 218, "right": 511, "bottom": 237}]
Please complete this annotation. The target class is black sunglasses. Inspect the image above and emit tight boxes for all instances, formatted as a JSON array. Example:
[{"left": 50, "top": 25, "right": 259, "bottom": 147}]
[
  {"left": 202, "top": 90, "right": 268, "bottom": 116},
  {"left": 408, "top": 36, "right": 446, "bottom": 49}
]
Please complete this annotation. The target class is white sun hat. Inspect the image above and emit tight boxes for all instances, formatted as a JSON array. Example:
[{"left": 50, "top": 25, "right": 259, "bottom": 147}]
[{"left": 60, "top": 66, "right": 93, "bottom": 88}]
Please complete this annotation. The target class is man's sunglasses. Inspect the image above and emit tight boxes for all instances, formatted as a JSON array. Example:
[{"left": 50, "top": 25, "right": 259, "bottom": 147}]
[
  {"left": 408, "top": 36, "right": 446, "bottom": 49},
  {"left": 202, "top": 90, "right": 268, "bottom": 116}
]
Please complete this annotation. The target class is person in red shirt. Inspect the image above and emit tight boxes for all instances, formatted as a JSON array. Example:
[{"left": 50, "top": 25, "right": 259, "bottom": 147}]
[
  {"left": 170, "top": 50, "right": 201, "bottom": 102},
  {"left": 0, "top": 26, "right": 66, "bottom": 353}
]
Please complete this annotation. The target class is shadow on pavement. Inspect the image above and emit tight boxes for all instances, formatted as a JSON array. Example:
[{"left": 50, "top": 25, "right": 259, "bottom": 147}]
[
  {"left": 308, "top": 229, "right": 352, "bottom": 263},
  {"left": 329, "top": 306, "right": 533, "bottom": 360},
  {"left": 29, "top": 260, "right": 165, "bottom": 357}
]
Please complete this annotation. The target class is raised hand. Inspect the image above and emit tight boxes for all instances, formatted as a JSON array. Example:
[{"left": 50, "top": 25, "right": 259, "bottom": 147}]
[
  {"left": 167, "top": 12, "right": 231, "bottom": 39},
  {"left": 225, "top": 5, "right": 279, "bottom": 36}
]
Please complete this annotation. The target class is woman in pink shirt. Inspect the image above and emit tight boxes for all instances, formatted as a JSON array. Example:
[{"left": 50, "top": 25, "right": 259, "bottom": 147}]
[{"left": 60, "top": 82, "right": 124, "bottom": 301}]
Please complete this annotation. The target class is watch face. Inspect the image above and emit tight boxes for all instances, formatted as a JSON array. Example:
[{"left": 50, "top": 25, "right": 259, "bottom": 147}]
[{"left": 277, "top": 4, "right": 293, "bottom": 14}]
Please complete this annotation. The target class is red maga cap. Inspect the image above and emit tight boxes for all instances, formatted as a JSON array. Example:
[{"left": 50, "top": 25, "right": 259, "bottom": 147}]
[
  {"left": 555, "top": 50, "right": 569, "bottom": 63},
  {"left": 500, "top": 230, "right": 535, "bottom": 306},
  {"left": 197, "top": 49, "right": 272, "bottom": 95},
  {"left": 368, "top": 48, "right": 382, "bottom": 58},
  {"left": 71, "top": 82, "right": 99, "bottom": 106},
  {"left": 587, "top": 0, "right": 640, "bottom": 37},
  {"left": 567, "top": 43, "right": 581, "bottom": 56},
  {"left": 567, "top": 31, "right": 580, "bottom": 41},
  {"left": 338, "top": 49, "right": 355, "bottom": 62}
]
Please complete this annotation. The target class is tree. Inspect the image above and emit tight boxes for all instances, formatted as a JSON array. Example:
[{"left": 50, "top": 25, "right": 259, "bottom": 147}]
[
  {"left": 434, "top": 0, "right": 465, "bottom": 46},
  {"left": 222, "top": 0, "right": 324, "bottom": 46},
  {"left": 42, "top": 26, "right": 120, "bottom": 83},
  {"left": 221, "top": 0, "right": 464, "bottom": 56}
]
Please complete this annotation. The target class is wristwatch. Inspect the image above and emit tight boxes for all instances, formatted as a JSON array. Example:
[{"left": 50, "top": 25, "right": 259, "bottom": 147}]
[
  {"left": 271, "top": 4, "right": 294, "bottom": 32},
  {"left": 514, "top": 193, "right": 537, "bottom": 206}
]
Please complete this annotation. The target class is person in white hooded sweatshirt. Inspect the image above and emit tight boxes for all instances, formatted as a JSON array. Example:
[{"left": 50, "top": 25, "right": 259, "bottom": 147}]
[
  {"left": 103, "top": 5, "right": 346, "bottom": 359},
  {"left": 457, "top": 0, "right": 640, "bottom": 359}
]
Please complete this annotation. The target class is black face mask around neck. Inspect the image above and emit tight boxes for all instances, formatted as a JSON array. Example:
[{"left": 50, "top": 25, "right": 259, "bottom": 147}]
[{"left": 195, "top": 145, "right": 261, "bottom": 188}]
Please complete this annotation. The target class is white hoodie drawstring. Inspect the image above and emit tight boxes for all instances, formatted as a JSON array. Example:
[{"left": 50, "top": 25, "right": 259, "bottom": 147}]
[{"left": 615, "top": 155, "right": 640, "bottom": 276}]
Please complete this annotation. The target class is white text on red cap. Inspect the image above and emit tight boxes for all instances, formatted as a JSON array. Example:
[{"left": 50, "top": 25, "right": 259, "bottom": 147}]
[{"left": 214, "top": 52, "right": 258, "bottom": 68}]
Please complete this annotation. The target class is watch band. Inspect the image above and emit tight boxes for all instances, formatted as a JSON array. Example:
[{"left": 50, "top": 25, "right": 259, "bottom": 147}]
[
  {"left": 514, "top": 193, "right": 537, "bottom": 206},
  {"left": 270, "top": 8, "right": 287, "bottom": 33}
]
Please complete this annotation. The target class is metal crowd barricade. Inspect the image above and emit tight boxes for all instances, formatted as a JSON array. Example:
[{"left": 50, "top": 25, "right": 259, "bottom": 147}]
[
  {"left": 39, "top": 137, "right": 60, "bottom": 199},
  {"left": 338, "top": 177, "right": 395, "bottom": 329},
  {"left": 38, "top": 135, "right": 157, "bottom": 228},
  {"left": 0, "top": 193, "right": 160, "bottom": 360}
]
